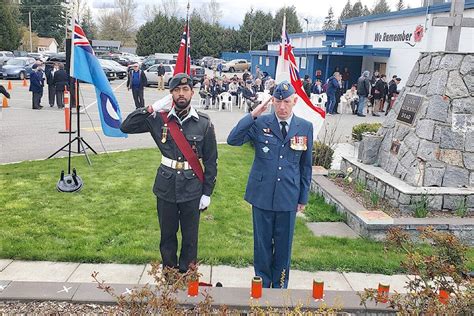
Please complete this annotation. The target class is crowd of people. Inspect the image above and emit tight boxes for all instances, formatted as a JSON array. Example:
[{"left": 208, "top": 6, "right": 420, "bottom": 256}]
[
  {"left": 198, "top": 66, "right": 275, "bottom": 112},
  {"left": 25, "top": 61, "right": 68, "bottom": 110},
  {"left": 300, "top": 67, "right": 402, "bottom": 118}
]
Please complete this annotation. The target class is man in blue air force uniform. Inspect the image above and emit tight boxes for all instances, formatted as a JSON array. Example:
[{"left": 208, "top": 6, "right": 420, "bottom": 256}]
[{"left": 227, "top": 81, "right": 313, "bottom": 288}]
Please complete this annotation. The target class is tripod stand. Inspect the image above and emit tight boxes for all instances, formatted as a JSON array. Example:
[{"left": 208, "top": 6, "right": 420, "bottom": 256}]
[{"left": 47, "top": 79, "right": 97, "bottom": 165}]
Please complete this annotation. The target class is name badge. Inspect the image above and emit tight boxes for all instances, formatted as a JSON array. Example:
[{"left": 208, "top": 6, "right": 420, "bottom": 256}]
[{"left": 290, "top": 136, "right": 307, "bottom": 151}]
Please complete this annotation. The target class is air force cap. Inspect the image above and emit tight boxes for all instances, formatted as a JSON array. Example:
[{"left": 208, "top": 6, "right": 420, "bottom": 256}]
[
  {"left": 169, "top": 73, "right": 193, "bottom": 91},
  {"left": 272, "top": 81, "right": 295, "bottom": 100}
]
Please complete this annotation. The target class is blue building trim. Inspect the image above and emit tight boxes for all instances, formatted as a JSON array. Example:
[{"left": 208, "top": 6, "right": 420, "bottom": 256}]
[
  {"left": 343, "top": 0, "right": 474, "bottom": 25},
  {"left": 291, "top": 46, "right": 391, "bottom": 57}
]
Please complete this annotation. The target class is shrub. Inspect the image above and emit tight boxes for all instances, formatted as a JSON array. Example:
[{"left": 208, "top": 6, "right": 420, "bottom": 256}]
[
  {"left": 351, "top": 123, "right": 382, "bottom": 141},
  {"left": 359, "top": 227, "right": 473, "bottom": 314},
  {"left": 412, "top": 194, "right": 429, "bottom": 218},
  {"left": 312, "top": 141, "right": 334, "bottom": 169}
]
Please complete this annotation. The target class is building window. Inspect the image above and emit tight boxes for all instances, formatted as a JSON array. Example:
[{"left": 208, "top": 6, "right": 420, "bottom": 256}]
[
  {"left": 300, "top": 57, "right": 307, "bottom": 69},
  {"left": 294, "top": 57, "right": 300, "bottom": 69},
  {"left": 266, "top": 57, "right": 270, "bottom": 66},
  {"left": 259, "top": 56, "right": 263, "bottom": 65}
]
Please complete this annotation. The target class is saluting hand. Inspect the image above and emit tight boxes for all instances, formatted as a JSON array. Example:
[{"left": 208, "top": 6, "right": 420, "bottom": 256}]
[{"left": 251, "top": 97, "right": 271, "bottom": 118}]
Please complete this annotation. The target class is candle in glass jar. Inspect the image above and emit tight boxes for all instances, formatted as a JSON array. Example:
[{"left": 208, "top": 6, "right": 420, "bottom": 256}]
[
  {"left": 251, "top": 276, "right": 262, "bottom": 299},
  {"left": 312, "top": 279, "right": 324, "bottom": 300}
]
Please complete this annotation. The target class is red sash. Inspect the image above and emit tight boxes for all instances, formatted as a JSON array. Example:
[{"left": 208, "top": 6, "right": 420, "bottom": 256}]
[{"left": 160, "top": 112, "right": 204, "bottom": 183}]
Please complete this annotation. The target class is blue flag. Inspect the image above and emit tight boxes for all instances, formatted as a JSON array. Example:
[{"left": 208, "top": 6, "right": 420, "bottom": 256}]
[{"left": 72, "top": 20, "right": 127, "bottom": 138}]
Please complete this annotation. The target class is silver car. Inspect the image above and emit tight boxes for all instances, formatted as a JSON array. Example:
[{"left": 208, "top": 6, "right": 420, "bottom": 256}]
[
  {"left": 0, "top": 51, "right": 14, "bottom": 65},
  {"left": 143, "top": 64, "right": 174, "bottom": 86}
]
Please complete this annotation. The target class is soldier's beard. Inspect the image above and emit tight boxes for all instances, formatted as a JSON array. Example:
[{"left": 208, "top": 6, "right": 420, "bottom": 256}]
[
  {"left": 174, "top": 97, "right": 190, "bottom": 109},
  {"left": 174, "top": 97, "right": 191, "bottom": 120}
]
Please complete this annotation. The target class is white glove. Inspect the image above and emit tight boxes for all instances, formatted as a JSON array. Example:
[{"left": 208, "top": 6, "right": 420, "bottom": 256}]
[
  {"left": 199, "top": 195, "right": 211, "bottom": 210},
  {"left": 151, "top": 94, "right": 173, "bottom": 112}
]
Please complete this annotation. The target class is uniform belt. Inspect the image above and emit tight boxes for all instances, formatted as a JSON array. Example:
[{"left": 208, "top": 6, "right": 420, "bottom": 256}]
[{"left": 161, "top": 156, "right": 193, "bottom": 170}]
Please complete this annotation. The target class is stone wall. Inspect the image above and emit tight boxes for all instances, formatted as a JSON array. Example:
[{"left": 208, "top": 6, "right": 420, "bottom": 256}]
[
  {"left": 340, "top": 157, "right": 473, "bottom": 215},
  {"left": 376, "top": 52, "right": 473, "bottom": 187}
]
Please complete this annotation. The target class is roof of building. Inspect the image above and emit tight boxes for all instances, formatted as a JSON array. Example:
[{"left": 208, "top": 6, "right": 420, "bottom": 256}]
[
  {"left": 250, "top": 45, "right": 391, "bottom": 57},
  {"left": 342, "top": 0, "right": 474, "bottom": 25},
  {"left": 266, "top": 30, "right": 345, "bottom": 45},
  {"left": 37, "top": 37, "right": 58, "bottom": 47},
  {"left": 91, "top": 40, "right": 121, "bottom": 48}
]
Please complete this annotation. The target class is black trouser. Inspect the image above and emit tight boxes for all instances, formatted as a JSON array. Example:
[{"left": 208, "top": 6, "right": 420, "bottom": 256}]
[
  {"left": 56, "top": 90, "right": 64, "bottom": 108},
  {"left": 48, "top": 84, "right": 55, "bottom": 106},
  {"left": 157, "top": 198, "right": 201, "bottom": 272},
  {"left": 132, "top": 87, "right": 145, "bottom": 108},
  {"left": 32, "top": 92, "right": 42, "bottom": 109}
]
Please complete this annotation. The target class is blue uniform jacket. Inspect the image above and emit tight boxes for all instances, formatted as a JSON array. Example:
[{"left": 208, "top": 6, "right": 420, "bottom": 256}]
[
  {"left": 29, "top": 71, "right": 44, "bottom": 93},
  {"left": 227, "top": 113, "right": 313, "bottom": 212}
]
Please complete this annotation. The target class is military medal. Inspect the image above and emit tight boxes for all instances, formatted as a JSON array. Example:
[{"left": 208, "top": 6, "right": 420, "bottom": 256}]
[
  {"left": 290, "top": 136, "right": 308, "bottom": 151},
  {"left": 262, "top": 146, "right": 270, "bottom": 153},
  {"left": 161, "top": 124, "right": 168, "bottom": 143}
]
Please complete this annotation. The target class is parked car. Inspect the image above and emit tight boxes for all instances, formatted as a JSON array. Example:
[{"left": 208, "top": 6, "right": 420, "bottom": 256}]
[
  {"left": 204, "top": 57, "right": 216, "bottom": 69},
  {"left": 102, "top": 66, "right": 116, "bottom": 81},
  {"left": 27, "top": 53, "right": 47, "bottom": 62},
  {"left": 199, "top": 56, "right": 213, "bottom": 67},
  {"left": 140, "top": 57, "right": 204, "bottom": 85},
  {"left": 0, "top": 51, "right": 14, "bottom": 65},
  {"left": 99, "top": 59, "right": 127, "bottom": 79},
  {"left": 1, "top": 57, "right": 36, "bottom": 79},
  {"left": 222, "top": 59, "right": 250, "bottom": 72},
  {"left": 101, "top": 55, "right": 131, "bottom": 67},
  {"left": 211, "top": 58, "right": 225, "bottom": 70},
  {"left": 143, "top": 64, "right": 174, "bottom": 87}
]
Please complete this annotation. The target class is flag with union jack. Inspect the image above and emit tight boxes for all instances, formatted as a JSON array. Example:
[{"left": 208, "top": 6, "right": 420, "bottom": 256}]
[
  {"left": 275, "top": 15, "right": 325, "bottom": 137},
  {"left": 71, "top": 19, "right": 126, "bottom": 138},
  {"left": 174, "top": 21, "right": 191, "bottom": 75}
]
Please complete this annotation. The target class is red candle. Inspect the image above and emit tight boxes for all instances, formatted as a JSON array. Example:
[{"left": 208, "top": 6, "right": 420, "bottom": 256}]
[
  {"left": 187, "top": 279, "right": 199, "bottom": 297},
  {"left": 312, "top": 279, "right": 324, "bottom": 300},
  {"left": 251, "top": 276, "right": 262, "bottom": 299},
  {"left": 377, "top": 283, "right": 390, "bottom": 303},
  {"left": 439, "top": 289, "right": 449, "bottom": 304}
]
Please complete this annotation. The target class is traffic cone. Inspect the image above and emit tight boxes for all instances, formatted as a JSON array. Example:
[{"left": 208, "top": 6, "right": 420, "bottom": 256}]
[
  {"left": 7, "top": 80, "right": 12, "bottom": 91},
  {"left": 22, "top": 78, "right": 28, "bottom": 87},
  {"left": 2, "top": 96, "right": 8, "bottom": 108},
  {"left": 59, "top": 87, "right": 75, "bottom": 134}
]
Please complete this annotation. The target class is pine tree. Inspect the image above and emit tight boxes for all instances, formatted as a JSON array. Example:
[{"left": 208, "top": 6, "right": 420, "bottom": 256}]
[
  {"left": 80, "top": 6, "right": 97, "bottom": 40},
  {"left": 274, "top": 6, "right": 303, "bottom": 35},
  {"left": 337, "top": 0, "right": 353, "bottom": 30},
  {"left": 0, "top": 0, "right": 22, "bottom": 51},
  {"left": 19, "top": 0, "right": 67, "bottom": 47},
  {"left": 323, "top": 7, "right": 336, "bottom": 30},
  {"left": 372, "top": 0, "right": 391, "bottom": 15},
  {"left": 396, "top": 0, "right": 405, "bottom": 11}
]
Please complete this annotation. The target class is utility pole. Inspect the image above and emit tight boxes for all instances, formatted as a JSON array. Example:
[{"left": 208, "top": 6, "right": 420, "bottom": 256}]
[
  {"left": 29, "top": 11, "right": 33, "bottom": 53},
  {"left": 304, "top": 18, "right": 309, "bottom": 69}
]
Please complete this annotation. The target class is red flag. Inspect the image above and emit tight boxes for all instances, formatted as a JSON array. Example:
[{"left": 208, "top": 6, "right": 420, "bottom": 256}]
[{"left": 174, "top": 22, "right": 191, "bottom": 75}]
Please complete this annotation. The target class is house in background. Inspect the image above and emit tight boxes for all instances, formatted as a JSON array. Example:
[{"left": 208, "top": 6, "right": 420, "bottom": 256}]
[{"left": 37, "top": 37, "right": 58, "bottom": 53}]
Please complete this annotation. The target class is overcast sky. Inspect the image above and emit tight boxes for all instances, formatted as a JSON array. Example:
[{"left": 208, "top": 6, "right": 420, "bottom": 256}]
[{"left": 90, "top": 0, "right": 426, "bottom": 29}]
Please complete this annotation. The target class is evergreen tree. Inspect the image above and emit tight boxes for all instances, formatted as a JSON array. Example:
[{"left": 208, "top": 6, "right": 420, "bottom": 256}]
[
  {"left": 336, "top": 0, "right": 352, "bottom": 30},
  {"left": 240, "top": 9, "right": 274, "bottom": 51},
  {"left": 396, "top": 0, "right": 405, "bottom": 11},
  {"left": 19, "top": 0, "right": 67, "bottom": 47},
  {"left": 274, "top": 6, "right": 303, "bottom": 35},
  {"left": 372, "top": 0, "right": 391, "bottom": 15},
  {"left": 323, "top": 7, "right": 336, "bottom": 31},
  {"left": 0, "top": 0, "right": 22, "bottom": 51},
  {"left": 80, "top": 6, "right": 97, "bottom": 40}
]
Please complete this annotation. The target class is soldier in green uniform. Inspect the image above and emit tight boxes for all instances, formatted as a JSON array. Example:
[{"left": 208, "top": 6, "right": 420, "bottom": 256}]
[{"left": 120, "top": 73, "right": 218, "bottom": 273}]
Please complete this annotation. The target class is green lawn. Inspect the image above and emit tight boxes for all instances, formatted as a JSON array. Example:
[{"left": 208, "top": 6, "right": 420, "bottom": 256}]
[{"left": 1, "top": 145, "right": 472, "bottom": 274}]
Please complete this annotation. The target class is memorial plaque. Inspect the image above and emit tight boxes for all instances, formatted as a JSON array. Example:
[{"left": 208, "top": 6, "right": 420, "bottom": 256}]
[{"left": 396, "top": 93, "right": 423, "bottom": 125}]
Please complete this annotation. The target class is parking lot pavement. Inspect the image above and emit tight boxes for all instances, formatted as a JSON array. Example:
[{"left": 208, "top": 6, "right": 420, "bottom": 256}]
[{"left": 0, "top": 78, "right": 383, "bottom": 164}]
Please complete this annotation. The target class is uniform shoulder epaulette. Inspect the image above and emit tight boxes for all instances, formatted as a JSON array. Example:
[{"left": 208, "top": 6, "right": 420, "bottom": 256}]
[{"left": 197, "top": 111, "right": 210, "bottom": 120}]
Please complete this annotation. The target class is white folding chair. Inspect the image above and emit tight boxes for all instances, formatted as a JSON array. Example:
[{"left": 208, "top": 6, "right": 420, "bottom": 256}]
[{"left": 218, "top": 92, "right": 233, "bottom": 112}]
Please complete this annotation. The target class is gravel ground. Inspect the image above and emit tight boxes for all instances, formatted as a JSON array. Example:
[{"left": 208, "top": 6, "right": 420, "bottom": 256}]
[{"left": 0, "top": 301, "right": 122, "bottom": 315}]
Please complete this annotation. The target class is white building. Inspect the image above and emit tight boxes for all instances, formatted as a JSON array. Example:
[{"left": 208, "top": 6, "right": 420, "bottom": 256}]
[
  {"left": 37, "top": 37, "right": 59, "bottom": 54},
  {"left": 250, "top": 1, "right": 474, "bottom": 87},
  {"left": 344, "top": 0, "right": 474, "bottom": 86}
]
